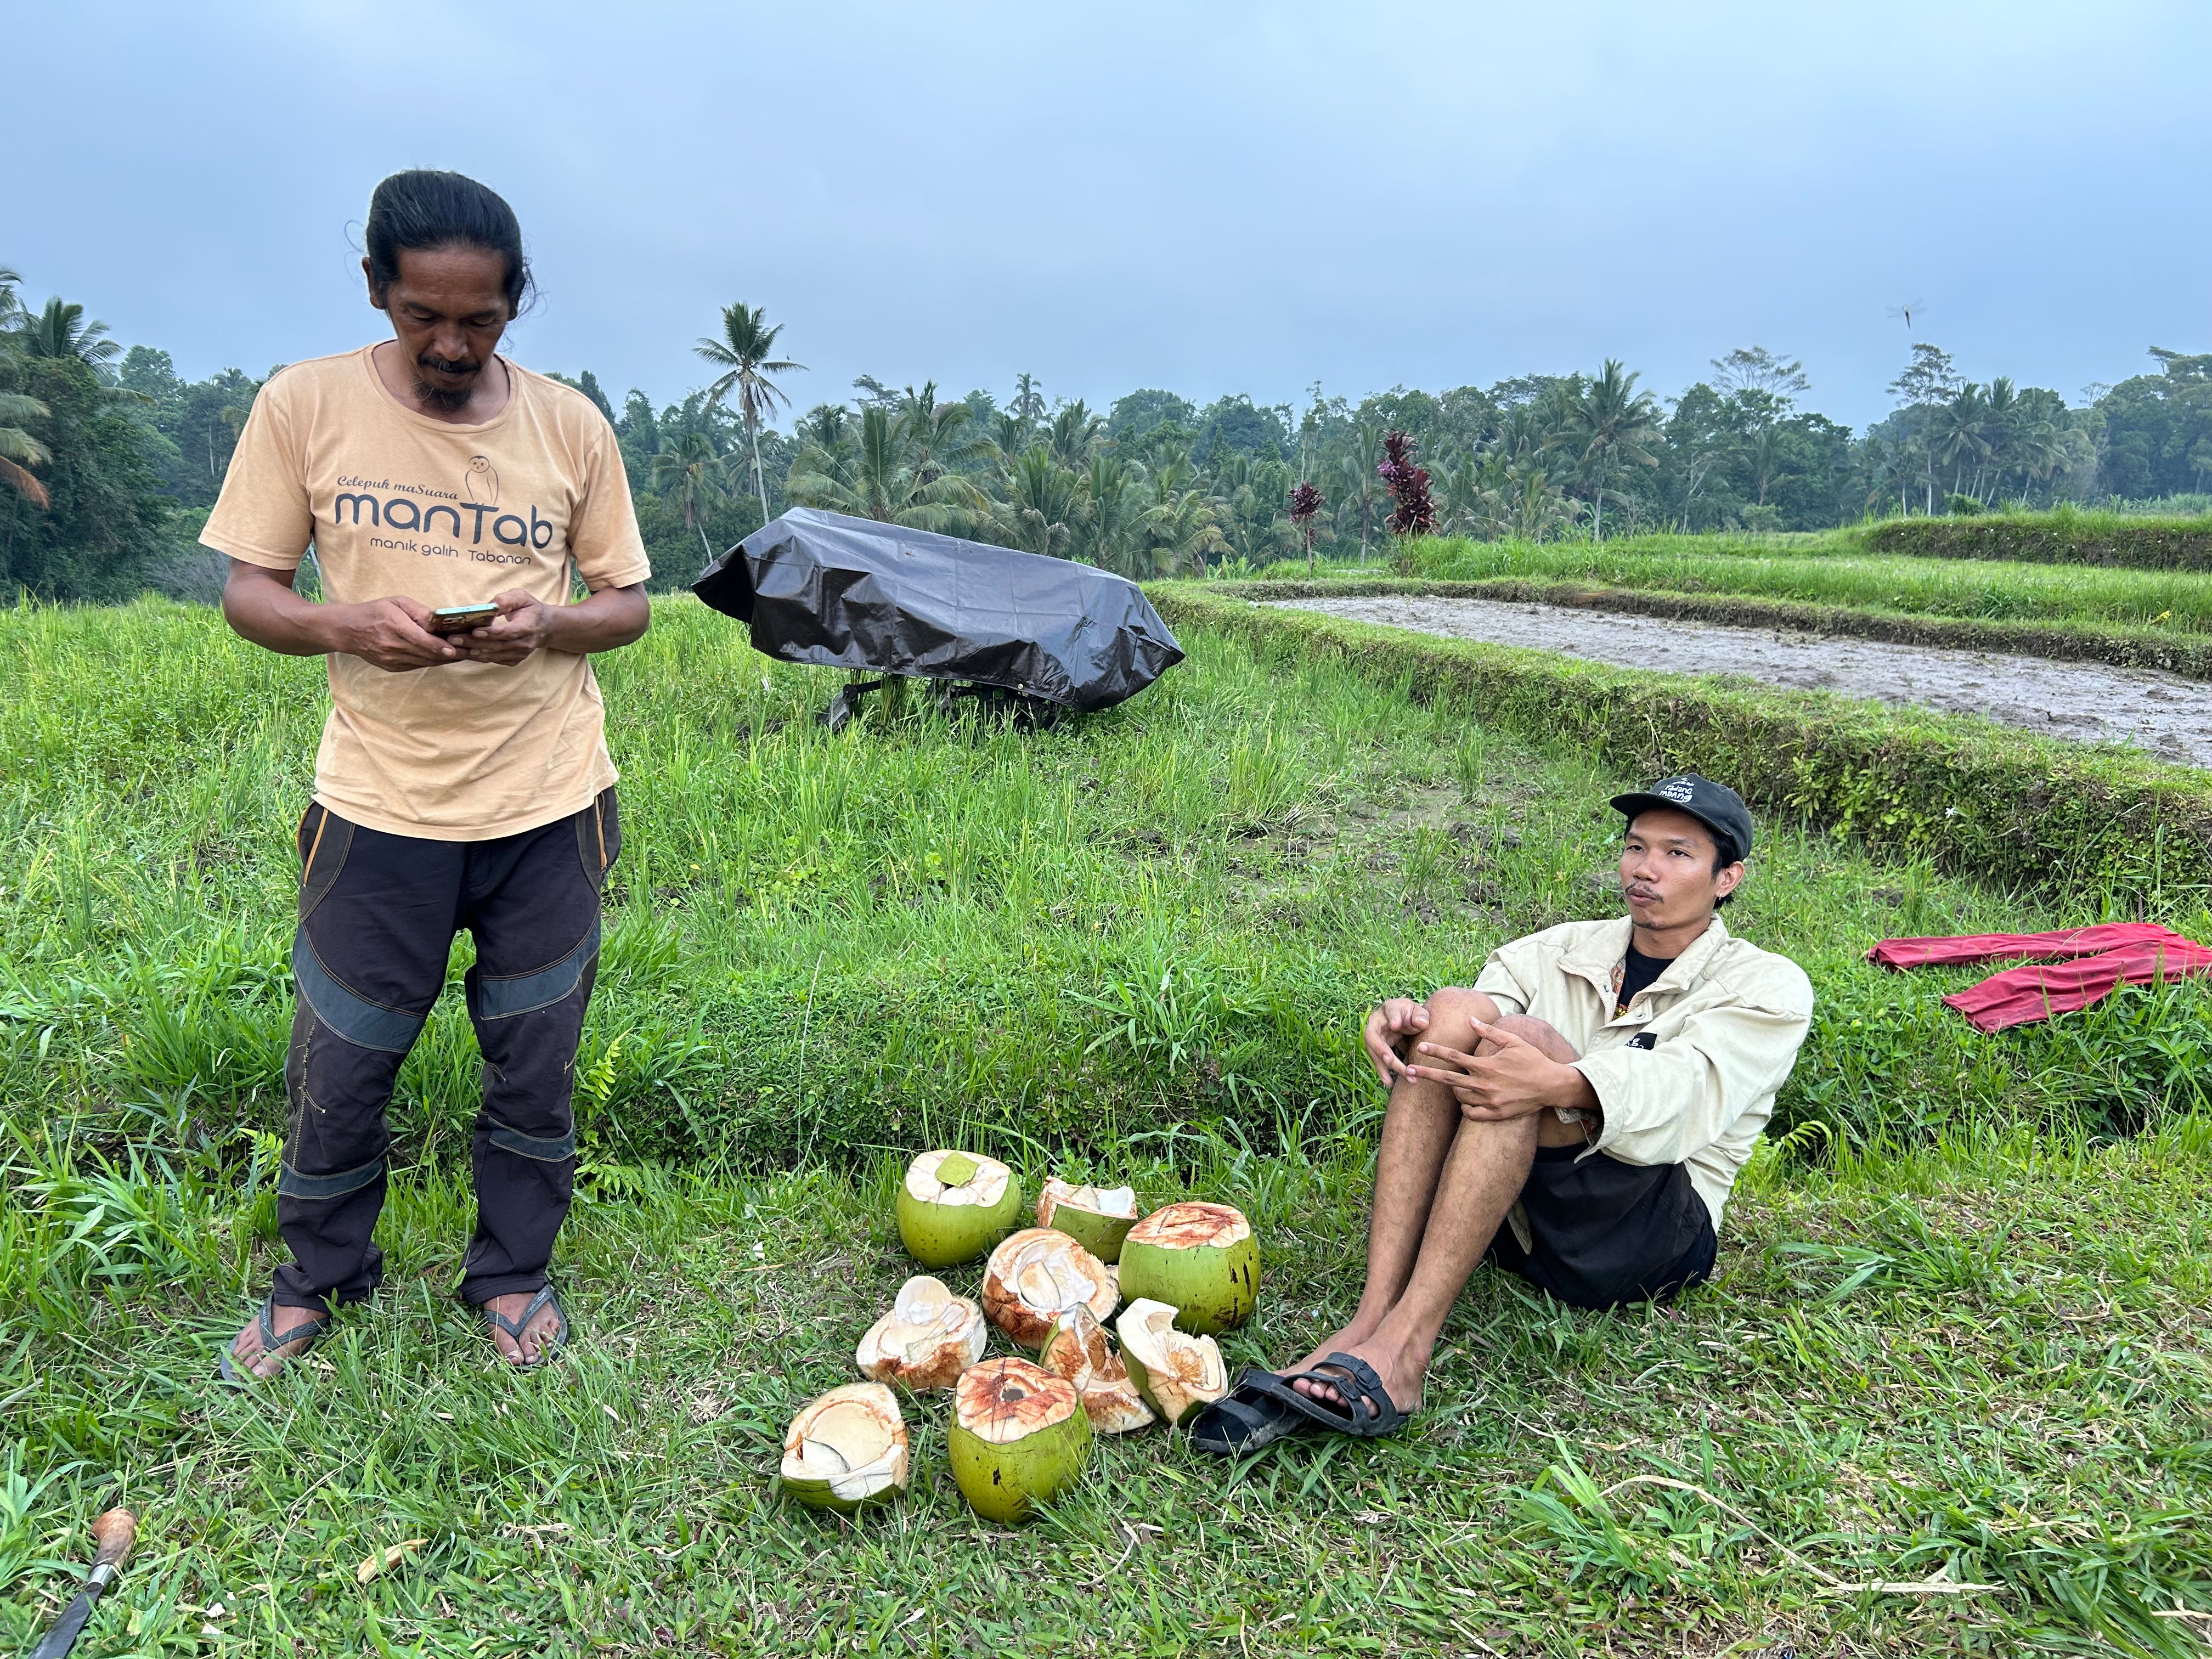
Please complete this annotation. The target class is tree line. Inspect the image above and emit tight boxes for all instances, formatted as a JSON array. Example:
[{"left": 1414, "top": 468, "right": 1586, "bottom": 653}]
[{"left": 5, "top": 259, "right": 2212, "bottom": 601}]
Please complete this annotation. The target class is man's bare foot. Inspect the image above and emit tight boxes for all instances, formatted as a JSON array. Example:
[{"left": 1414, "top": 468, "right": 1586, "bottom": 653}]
[
  {"left": 482, "top": 1290, "right": 564, "bottom": 1365},
  {"left": 227, "top": 1304, "right": 328, "bottom": 1380},
  {"left": 1288, "top": 1334, "right": 1427, "bottom": 1415},
  {"left": 1278, "top": 1313, "right": 1387, "bottom": 1398}
]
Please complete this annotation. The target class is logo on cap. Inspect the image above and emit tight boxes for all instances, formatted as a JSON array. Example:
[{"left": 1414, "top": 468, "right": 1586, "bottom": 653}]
[{"left": 1657, "top": 778, "right": 1695, "bottom": 803}]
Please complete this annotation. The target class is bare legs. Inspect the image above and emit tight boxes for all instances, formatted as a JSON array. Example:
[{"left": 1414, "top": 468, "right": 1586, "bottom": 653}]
[{"left": 1286, "top": 988, "right": 1582, "bottom": 1410}]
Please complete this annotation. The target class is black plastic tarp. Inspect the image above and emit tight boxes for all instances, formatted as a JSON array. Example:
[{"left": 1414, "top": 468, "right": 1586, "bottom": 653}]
[{"left": 691, "top": 508, "right": 1183, "bottom": 712}]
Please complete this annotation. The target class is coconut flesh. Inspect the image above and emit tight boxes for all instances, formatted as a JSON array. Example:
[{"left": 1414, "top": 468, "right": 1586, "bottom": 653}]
[
  {"left": 855, "top": 1274, "right": 989, "bottom": 1392},
  {"left": 780, "top": 1382, "right": 910, "bottom": 1512},
  {"left": 1116, "top": 1200, "right": 1260, "bottom": 1334},
  {"left": 1038, "top": 1305, "right": 1154, "bottom": 1434},
  {"left": 981, "top": 1227, "right": 1119, "bottom": 1348},
  {"left": 1116, "top": 1296, "right": 1229, "bottom": 1428},
  {"left": 947, "top": 1356, "right": 1093, "bottom": 1525},
  {"left": 1035, "top": 1177, "right": 1141, "bottom": 1263},
  {"left": 896, "top": 1149, "right": 1022, "bottom": 1269}
]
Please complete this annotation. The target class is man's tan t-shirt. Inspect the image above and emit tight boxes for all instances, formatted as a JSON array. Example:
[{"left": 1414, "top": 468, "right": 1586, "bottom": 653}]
[{"left": 202, "top": 346, "right": 651, "bottom": 841}]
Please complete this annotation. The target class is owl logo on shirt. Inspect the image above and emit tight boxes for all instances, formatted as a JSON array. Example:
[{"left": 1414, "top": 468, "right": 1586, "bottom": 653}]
[{"left": 464, "top": 455, "right": 500, "bottom": 509}]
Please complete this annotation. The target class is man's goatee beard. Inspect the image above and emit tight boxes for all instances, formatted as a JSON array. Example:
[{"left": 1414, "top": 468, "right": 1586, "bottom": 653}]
[{"left": 413, "top": 376, "right": 475, "bottom": 413}]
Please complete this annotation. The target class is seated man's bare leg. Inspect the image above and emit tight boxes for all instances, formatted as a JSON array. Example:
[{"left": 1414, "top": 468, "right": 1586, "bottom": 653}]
[
  {"left": 1290, "top": 1009, "right": 1583, "bottom": 1412},
  {"left": 1279, "top": 989, "right": 1513, "bottom": 1381}
]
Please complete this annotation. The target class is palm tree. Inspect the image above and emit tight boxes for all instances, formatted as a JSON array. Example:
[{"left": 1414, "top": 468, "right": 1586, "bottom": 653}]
[
  {"left": 1553, "top": 360, "right": 1658, "bottom": 541},
  {"left": 650, "top": 432, "right": 731, "bottom": 562},
  {"left": 987, "top": 408, "right": 1033, "bottom": 461},
  {"left": 0, "top": 273, "right": 52, "bottom": 506},
  {"left": 20, "top": 297, "right": 122, "bottom": 367},
  {"left": 695, "top": 302, "right": 804, "bottom": 527},
  {"left": 1074, "top": 454, "right": 1150, "bottom": 574},
  {"left": 1510, "top": 470, "right": 1580, "bottom": 542},
  {"left": 786, "top": 404, "right": 985, "bottom": 532},
  {"left": 994, "top": 447, "right": 1084, "bottom": 556},
  {"left": 1046, "top": 400, "right": 1107, "bottom": 470},
  {"left": 1140, "top": 470, "right": 1227, "bottom": 575},
  {"left": 0, "top": 392, "right": 52, "bottom": 507},
  {"left": 1332, "top": 424, "right": 1384, "bottom": 555},
  {"left": 1933, "top": 384, "right": 1992, "bottom": 501},
  {"left": 894, "top": 382, "right": 993, "bottom": 486}
]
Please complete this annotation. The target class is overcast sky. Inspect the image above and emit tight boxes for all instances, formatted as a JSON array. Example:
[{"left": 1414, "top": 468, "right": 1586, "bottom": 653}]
[{"left": 16, "top": 2, "right": 2209, "bottom": 431}]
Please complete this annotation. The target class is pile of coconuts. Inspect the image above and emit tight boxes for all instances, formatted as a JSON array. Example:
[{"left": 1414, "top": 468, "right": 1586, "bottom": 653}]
[{"left": 778, "top": 1149, "right": 1261, "bottom": 1524}]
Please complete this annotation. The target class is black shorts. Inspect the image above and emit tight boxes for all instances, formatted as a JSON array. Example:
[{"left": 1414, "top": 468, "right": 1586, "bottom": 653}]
[{"left": 1484, "top": 1144, "right": 1717, "bottom": 1310}]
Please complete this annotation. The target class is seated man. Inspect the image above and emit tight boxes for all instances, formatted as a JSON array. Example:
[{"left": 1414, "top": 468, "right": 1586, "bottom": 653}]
[{"left": 1194, "top": 774, "right": 1814, "bottom": 1450}]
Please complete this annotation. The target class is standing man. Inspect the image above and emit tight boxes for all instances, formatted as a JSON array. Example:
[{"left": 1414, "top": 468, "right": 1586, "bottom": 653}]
[
  {"left": 1193, "top": 776, "right": 1814, "bottom": 1450},
  {"left": 206, "top": 170, "right": 651, "bottom": 1379}
]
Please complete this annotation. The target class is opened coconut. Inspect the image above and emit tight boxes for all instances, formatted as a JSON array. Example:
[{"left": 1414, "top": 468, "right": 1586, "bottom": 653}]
[
  {"left": 1039, "top": 1305, "right": 1154, "bottom": 1434},
  {"left": 1036, "top": 1177, "right": 1141, "bottom": 1262},
  {"left": 980, "top": 1227, "right": 1118, "bottom": 1348},
  {"left": 1118, "top": 1200, "right": 1260, "bottom": 1334},
  {"left": 948, "top": 1356, "right": 1092, "bottom": 1524},
  {"left": 780, "top": 1382, "right": 910, "bottom": 1513},
  {"left": 896, "top": 1149, "right": 1022, "bottom": 1268},
  {"left": 1116, "top": 1297, "right": 1228, "bottom": 1428},
  {"left": 855, "top": 1274, "right": 988, "bottom": 1392}
]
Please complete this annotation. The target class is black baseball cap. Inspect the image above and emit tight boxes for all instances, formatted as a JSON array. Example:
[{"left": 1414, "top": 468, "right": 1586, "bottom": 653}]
[{"left": 1610, "top": 774, "right": 1753, "bottom": 862}]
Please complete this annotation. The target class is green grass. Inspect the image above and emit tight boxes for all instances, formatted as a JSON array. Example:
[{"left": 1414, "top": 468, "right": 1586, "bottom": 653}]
[
  {"left": 7, "top": 1116, "right": 2210, "bottom": 1655},
  {"left": 1866, "top": 512, "right": 2212, "bottom": 573},
  {"left": 5, "top": 594, "right": 2212, "bottom": 1654},
  {"left": 1384, "top": 534, "right": 2212, "bottom": 634}
]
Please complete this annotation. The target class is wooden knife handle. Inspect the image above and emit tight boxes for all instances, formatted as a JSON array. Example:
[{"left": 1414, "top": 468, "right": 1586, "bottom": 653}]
[{"left": 89, "top": 1509, "right": 136, "bottom": 1572}]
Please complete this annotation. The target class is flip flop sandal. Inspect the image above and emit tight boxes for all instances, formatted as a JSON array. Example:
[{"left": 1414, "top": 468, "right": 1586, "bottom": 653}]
[
  {"left": 216, "top": 1296, "right": 333, "bottom": 1385},
  {"left": 484, "top": 1284, "right": 569, "bottom": 1370},
  {"left": 1189, "top": 1368, "right": 1315, "bottom": 1456},
  {"left": 1250, "top": 1351, "right": 1413, "bottom": 1440}
]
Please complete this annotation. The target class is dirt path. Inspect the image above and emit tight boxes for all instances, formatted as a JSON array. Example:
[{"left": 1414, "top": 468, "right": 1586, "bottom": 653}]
[{"left": 1275, "top": 594, "right": 2212, "bottom": 770}]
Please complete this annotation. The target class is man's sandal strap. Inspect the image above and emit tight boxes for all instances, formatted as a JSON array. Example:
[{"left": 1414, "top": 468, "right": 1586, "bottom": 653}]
[
  {"left": 217, "top": 1296, "right": 330, "bottom": 1384},
  {"left": 485, "top": 1284, "right": 569, "bottom": 1367},
  {"left": 1254, "top": 1352, "right": 1410, "bottom": 1439},
  {"left": 1189, "top": 1380, "right": 1311, "bottom": 1455}
]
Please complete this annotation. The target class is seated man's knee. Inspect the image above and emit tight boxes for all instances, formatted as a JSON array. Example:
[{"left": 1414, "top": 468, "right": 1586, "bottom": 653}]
[{"left": 1424, "top": 986, "right": 1502, "bottom": 1037}]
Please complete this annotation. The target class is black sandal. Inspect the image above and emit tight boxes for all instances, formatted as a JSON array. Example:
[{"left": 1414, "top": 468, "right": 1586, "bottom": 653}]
[
  {"left": 1189, "top": 1369, "right": 1314, "bottom": 1456},
  {"left": 216, "top": 1296, "right": 332, "bottom": 1384},
  {"left": 484, "top": 1284, "right": 569, "bottom": 1369},
  {"left": 1251, "top": 1352, "right": 1413, "bottom": 1440}
]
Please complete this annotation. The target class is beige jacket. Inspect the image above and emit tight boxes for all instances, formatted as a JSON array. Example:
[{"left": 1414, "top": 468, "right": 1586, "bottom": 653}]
[{"left": 1473, "top": 915, "right": 1814, "bottom": 1232}]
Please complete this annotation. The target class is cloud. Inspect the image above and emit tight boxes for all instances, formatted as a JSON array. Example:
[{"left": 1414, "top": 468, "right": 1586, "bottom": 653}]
[{"left": 14, "top": 0, "right": 2210, "bottom": 426}]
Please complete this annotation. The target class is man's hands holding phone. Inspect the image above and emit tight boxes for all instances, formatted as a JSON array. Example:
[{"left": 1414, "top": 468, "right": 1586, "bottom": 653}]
[
  {"left": 337, "top": 596, "right": 465, "bottom": 672},
  {"left": 338, "top": 590, "right": 545, "bottom": 672},
  {"left": 448, "top": 590, "right": 550, "bottom": 667}
]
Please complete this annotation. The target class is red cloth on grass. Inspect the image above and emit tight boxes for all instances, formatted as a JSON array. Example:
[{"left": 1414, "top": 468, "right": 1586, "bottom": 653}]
[
  {"left": 1867, "top": 923, "right": 2186, "bottom": 970},
  {"left": 1937, "top": 936, "right": 2212, "bottom": 1032}
]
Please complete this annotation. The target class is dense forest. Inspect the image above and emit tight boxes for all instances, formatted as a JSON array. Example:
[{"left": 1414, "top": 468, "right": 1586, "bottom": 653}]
[{"left": 5, "top": 259, "right": 2212, "bottom": 601}]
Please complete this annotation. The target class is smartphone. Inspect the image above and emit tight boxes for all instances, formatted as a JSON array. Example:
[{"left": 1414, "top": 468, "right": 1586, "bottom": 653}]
[{"left": 428, "top": 602, "right": 499, "bottom": 634}]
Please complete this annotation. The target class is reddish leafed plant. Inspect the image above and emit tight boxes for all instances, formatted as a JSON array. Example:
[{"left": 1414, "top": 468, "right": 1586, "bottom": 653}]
[
  {"left": 1376, "top": 430, "right": 1436, "bottom": 537},
  {"left": 1288, "top": 479, "right": 1325, "bottom": 569}
]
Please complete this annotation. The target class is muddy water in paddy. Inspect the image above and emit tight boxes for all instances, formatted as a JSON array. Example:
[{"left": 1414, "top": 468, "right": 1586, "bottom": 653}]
[{"left": 1274, "top": 594, "right": 2212, "bottom": 771}]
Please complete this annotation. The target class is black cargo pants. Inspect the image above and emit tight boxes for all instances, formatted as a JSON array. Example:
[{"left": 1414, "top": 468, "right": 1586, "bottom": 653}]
[{"left": 271, "top": 788, "right": 619, "bottom": 1314}]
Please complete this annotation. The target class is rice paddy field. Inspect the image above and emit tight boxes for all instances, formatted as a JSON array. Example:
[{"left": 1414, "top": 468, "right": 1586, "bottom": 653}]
[
  {"left": 1401, "top": 533, "right": 2212, "bottom": 634},
  {"left": 4, "top": 590, "right": 2210, "bottom": 1656}
]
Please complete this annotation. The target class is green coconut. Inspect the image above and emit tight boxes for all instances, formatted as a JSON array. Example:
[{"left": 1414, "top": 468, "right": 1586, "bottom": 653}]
[
  {"left": 1035, "top": 1177, "right": 1141, "bottom": 1262},
  {"left": 1116, "top": 1297, "right": 1228, "bottom": 1428},
  {"left": 780, "top": 1383, "right": 909, "bottom": 1513},
  {"left": 1116, "top": 1201, "right": 1260, "bottom": 1334},
  {"left": 895, "top": 1149, "right": 1022, "bottom": 1268},
  {"left": 947, "top": 1356, "right": 1093, "bottom": 1525}
]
